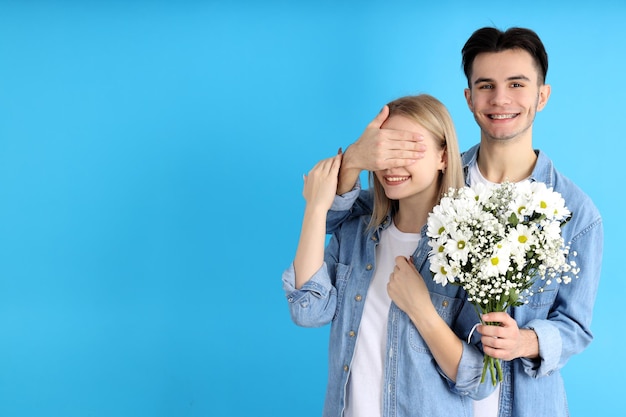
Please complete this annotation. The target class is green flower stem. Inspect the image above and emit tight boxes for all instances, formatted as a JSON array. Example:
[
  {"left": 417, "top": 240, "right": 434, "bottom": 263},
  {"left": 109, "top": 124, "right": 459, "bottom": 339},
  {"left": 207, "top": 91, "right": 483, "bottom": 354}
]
[
  {"left": 490, "top": 356, "right": 497, "bottom": 386},
  {"left": 495, "top": 357, "right": 503, "bottom": 382},
  {"left": 481, "top": 355, "right": 503, "bottom": 386},
  {"left": 481, "top": 357, "right": 489, "bottom": 384}
]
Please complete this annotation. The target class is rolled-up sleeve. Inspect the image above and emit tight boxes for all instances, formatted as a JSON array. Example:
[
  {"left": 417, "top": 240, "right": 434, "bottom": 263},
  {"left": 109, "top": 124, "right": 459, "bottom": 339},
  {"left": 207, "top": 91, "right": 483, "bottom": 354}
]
[
  {"left": 520, "top": 319, "right": 561, "bottom": 377},
  {"left": 282, "top": 263, "right": 337, "bottom": 328},
  {"left": 443, "top": 342, "right": 497, "bottom": 400}
]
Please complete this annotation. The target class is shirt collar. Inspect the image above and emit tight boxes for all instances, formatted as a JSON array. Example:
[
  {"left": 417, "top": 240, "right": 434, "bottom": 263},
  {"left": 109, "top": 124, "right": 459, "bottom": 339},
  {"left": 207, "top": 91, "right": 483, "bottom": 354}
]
[{"left": 461, "top": 144, "right": 555, "bottom": 188}]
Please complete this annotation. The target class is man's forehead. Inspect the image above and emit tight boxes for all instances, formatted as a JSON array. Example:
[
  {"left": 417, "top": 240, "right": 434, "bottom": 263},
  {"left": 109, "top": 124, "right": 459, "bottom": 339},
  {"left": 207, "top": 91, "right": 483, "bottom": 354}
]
[{"left": 471, "top": 50, "right": 539, "bottom": 82}]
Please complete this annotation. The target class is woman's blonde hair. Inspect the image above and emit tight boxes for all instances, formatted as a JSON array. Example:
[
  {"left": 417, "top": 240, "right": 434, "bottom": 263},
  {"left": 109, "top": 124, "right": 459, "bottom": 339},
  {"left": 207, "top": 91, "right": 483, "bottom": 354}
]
[{"left": 368, "top": 94, "right": 464, "bottom": 229}]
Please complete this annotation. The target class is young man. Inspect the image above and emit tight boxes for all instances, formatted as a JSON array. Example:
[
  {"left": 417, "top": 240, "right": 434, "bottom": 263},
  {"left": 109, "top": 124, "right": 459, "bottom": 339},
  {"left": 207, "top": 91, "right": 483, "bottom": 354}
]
[{"left": 325, "top": 27, "right": 603, "bottom": 417}]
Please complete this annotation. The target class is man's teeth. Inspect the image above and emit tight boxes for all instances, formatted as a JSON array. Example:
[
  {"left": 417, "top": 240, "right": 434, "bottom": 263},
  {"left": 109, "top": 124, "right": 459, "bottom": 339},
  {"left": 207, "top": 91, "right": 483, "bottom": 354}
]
[{"left": 490, "top": 114, "right": 516, "bottom": 119}]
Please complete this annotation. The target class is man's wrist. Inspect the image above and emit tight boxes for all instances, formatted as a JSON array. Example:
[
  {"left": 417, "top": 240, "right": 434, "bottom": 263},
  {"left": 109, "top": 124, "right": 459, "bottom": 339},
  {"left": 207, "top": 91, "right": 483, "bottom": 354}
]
[
  {"left": 336, "top": 145, "right": 362, "bottom": 195},
  {"left": 520, "top": 328, "right": 540, "bottom": 359},
  {"left": 340, "top": 144, "right": 357, "bottom": 170}
]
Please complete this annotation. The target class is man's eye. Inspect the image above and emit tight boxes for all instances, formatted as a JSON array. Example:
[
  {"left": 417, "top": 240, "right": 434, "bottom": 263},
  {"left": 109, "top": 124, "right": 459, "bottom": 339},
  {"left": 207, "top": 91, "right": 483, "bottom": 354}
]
[
  {"left": 479, "top": 84, "right": 493, "bottom": 90},
  {"left": 511, "top": 83, "right": 523, "bottom": 88}
]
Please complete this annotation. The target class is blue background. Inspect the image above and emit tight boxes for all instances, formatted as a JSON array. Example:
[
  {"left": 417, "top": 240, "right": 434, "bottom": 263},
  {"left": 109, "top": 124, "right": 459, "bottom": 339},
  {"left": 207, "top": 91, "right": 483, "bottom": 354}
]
[{"left": 0, "top": 1, "right": 623, "bottom": 416}]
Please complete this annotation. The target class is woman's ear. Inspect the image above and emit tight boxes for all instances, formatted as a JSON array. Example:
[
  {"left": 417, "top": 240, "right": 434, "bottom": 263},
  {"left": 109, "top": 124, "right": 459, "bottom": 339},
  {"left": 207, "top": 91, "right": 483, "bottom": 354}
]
[{"left": 440, "top": 148, "right": 448, "bottom": 172}]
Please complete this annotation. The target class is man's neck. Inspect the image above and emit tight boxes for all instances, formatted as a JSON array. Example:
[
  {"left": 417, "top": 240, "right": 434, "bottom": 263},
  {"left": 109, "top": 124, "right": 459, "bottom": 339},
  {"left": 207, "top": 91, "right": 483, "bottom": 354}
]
[{"left": 476, "top": 139, "right": 537, "bottom": 183}]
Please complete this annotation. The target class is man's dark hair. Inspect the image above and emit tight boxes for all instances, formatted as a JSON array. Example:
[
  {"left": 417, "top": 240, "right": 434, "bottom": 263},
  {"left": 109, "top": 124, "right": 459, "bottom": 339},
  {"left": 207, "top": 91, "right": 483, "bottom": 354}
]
[{"left": 462, "top": 27, "right": 548, "bottom": 86}]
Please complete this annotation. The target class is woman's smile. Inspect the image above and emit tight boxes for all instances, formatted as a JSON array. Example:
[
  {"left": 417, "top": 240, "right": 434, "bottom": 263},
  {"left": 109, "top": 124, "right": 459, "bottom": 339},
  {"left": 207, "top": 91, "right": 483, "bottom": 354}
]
[{"left": 383, "top": 175, "right": 411, "bottom": 185}]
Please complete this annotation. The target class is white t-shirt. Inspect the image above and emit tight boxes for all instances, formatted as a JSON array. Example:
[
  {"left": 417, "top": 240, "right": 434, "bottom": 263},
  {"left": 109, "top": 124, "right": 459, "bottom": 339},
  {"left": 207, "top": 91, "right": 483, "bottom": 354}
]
[{"left": 344, "top": 221, "right": 420, "bottom": 417}]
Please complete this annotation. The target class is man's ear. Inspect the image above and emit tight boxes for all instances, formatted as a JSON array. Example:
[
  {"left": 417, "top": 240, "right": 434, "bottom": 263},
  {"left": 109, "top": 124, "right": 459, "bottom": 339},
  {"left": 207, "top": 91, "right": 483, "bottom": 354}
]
[
  {"left": 464, "top": 88, "right": 473, "bottom": 112},
  {"left": 537, "top": 84, "right": 551, "bottom": 111}
]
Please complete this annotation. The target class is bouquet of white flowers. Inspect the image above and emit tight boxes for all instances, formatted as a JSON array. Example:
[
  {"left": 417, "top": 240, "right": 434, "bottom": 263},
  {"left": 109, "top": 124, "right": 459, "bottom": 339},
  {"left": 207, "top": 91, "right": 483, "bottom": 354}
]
[{"left": 426, "top": 181, "right": 579, "bottom": 385}]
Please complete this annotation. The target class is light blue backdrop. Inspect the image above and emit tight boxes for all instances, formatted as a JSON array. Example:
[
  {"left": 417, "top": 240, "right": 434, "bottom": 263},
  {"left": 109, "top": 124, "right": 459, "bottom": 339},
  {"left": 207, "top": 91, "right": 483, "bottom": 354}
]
[{"left": 0, "top": 1, "right": 622, "bottom": 416}]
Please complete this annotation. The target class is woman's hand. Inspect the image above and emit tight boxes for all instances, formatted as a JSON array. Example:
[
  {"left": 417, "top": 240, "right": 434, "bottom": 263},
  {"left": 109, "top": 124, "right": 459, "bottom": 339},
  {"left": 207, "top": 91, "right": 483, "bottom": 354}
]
[
  {"left": 387, "top": 256, "right": 433, "bottom": 319},
  {"left": 303, "top": 153, "right": 342, "bottom": 211}
]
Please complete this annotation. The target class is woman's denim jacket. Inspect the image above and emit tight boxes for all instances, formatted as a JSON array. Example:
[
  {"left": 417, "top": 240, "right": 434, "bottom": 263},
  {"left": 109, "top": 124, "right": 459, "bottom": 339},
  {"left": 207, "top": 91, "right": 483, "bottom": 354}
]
[
  {"left": 322, "top": 144, "right": 603, "bottom": 417},
  {"left": 283, "top": 205, "right": 492, "bottom": 417}
]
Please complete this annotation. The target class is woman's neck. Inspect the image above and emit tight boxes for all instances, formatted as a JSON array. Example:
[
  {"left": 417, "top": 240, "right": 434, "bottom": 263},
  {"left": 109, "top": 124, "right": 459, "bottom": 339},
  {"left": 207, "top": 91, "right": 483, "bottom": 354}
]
[{"left": 394, "top": 193, "right": 438, "bottom": 234}]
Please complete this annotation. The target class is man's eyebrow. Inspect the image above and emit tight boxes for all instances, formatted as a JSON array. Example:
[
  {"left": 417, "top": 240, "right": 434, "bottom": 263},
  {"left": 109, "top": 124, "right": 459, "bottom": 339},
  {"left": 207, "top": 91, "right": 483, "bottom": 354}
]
[
  {"left": 507, "top": 75, "right": 531, "bottom": 82},
  {"left": 473, "top": 77, "right": 493, "bottom": 85},
  {"left": 473, "top": 75, "right": 532, "bottom": 86}
]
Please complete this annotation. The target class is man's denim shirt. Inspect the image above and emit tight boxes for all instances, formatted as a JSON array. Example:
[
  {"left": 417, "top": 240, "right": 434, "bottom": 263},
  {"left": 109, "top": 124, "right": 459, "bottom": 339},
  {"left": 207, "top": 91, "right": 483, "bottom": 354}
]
[{"left": 315, "top": 144, "right": 603, "bottom": 417}]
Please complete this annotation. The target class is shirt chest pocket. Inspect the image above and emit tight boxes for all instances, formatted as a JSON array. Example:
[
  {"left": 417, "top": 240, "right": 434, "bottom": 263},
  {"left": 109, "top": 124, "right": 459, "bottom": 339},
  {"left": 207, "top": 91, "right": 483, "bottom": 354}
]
[
  {"left": 526, "top": 286, "right": 558, "bottom": 311},
  {"left": 408, "top": 293, "right": 463, "bottom": 354},
  {"left": 431, "top": 292, "right": 463, "bottom": 323}
]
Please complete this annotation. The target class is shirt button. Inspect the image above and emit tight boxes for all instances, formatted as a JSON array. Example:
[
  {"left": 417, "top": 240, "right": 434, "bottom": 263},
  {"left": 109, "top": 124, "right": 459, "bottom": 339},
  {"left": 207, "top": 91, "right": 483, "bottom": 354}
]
[
  {"left": 442, "top": 300, "right": 449, "bottom": 308},
  {"left": 355, "top": 294, "right": 362, "bottom": 302},
  {"left": 366, "top": 264, "right": 373, "bottom": 271},
  {"left": 349, "top": 330, "right": 356, "bottom": 337},
  {"left": 343, "top": 365, "right": 349, "bottom": 372}
]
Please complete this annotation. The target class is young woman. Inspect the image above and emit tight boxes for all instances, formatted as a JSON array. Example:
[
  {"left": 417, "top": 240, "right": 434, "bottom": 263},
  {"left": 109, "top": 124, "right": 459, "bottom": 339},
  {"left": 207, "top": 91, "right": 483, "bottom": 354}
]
[{"left": 282, "top": 94, "right": 489, "bottom": 417}]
